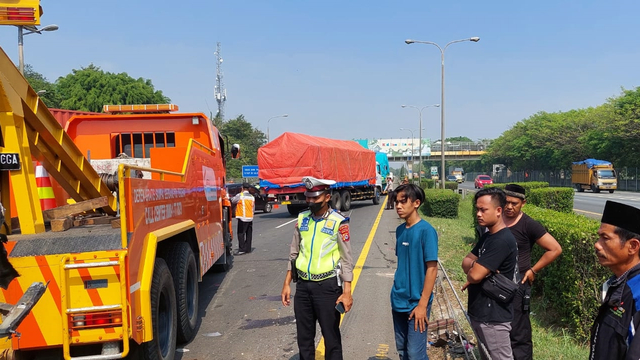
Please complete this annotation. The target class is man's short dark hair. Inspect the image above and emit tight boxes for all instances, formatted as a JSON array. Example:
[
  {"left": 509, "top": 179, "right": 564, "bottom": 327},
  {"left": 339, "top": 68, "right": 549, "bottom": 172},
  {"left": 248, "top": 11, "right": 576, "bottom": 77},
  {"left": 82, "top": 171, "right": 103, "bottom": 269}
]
[
  {"left": 394, "top": 184, "right": 425, "bottom": 204},
  {"left": 242, "top": 182, "right": 252, "bottom": 189},
  {"left": 474, "top": 187, "right": 507, "bottom": 209},
  {"left": 614, "top": 226, "right": 640, "bottom": 245}
]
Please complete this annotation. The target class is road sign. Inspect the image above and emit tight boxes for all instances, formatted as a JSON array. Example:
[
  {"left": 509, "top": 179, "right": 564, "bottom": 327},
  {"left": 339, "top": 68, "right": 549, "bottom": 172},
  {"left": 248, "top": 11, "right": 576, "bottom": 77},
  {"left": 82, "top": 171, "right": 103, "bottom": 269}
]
[{"left": 242, "top": 165, "right": 259, "bottom": 178}]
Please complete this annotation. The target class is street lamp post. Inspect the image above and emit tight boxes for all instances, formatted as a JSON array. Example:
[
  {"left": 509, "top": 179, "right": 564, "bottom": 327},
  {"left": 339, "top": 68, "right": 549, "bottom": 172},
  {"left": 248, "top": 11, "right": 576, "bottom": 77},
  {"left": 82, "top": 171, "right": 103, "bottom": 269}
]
[
  {"left": 267, "top": 114, "right": 289, "bottom": 142},
  {"left": 405, "top": 37, "right": 480, "bottom": 188},
  {"left": 18, "top": 24, "right": 59, "bottom": 75},
  {"left": 401, "top": 104, "right": 439, "bottom": 186},
  {"left": 399, "top": 128, "right": 415, "bottom": 178}
]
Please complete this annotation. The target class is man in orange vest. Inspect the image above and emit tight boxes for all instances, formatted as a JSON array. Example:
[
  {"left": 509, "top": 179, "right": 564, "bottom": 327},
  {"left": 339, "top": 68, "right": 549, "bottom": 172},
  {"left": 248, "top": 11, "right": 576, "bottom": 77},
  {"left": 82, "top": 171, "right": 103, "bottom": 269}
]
[{"left": 231, "top": 183, "right": 255, "bottom": 255}]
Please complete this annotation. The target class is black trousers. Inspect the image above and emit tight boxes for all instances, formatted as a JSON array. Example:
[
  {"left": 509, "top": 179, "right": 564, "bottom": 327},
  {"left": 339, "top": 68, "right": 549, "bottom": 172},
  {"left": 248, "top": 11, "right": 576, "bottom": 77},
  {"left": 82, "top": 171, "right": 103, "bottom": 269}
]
[
  {"left": 237, "top": 220, "right": 253, "bottom": 253},
  {"left": 386, "top": 190, "right": 396, "bottom": 210},
  {"left": 510, "top": 282, "right": 532, "bottom": 360},
  {"left": 294, "top": 277, "right": 343, "bottom": 360}
]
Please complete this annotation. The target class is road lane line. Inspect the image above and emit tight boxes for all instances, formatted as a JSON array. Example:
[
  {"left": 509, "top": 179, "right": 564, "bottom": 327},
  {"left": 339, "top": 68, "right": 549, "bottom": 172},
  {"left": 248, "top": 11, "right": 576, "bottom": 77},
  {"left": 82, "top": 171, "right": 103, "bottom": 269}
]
[
  {"left": 573, "top": 208, "right": 602, "bottom": 216},
  {"left": 316, "top": 197, "right": 388, "bottom": 356},
  {"left": 276, "top": 218, "right": 298, "bottom": 229}
]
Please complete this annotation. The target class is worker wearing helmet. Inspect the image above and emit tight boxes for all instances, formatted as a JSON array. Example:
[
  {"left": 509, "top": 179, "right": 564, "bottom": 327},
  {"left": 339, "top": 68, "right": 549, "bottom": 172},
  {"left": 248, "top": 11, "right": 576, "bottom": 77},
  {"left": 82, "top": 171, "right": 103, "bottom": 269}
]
[{"left": 281, "top": 177, "right": 354, "bottom": 360}]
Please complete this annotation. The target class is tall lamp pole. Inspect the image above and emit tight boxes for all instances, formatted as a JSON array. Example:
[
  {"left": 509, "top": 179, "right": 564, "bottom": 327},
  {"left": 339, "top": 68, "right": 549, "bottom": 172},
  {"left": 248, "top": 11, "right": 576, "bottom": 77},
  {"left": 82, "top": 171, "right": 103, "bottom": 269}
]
[
  {"left": 267, "top": 114, "right": 289, "bottom": 142},
  {"left": 399, "top": 128, "right": 415, "bottom": 178},
  {"left": 401, "top": 104, "right": 439, "bottom": 186},
  {"left": 405, "top": 37, "right": 480, "bottom": 188},
  {"left": 18, "top": 24, "right": 59, "bottom": 75}
]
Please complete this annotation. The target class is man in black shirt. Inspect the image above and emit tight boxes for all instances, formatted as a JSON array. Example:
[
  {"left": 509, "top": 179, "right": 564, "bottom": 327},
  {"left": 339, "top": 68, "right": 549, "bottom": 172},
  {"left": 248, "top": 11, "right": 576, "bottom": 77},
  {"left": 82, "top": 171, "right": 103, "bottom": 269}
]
[
  {"left": 462, "top": 188, "right": 518, "bottom": 360},
  {"left": 503, "top": 184, "right": 562, "bottom": 360}
]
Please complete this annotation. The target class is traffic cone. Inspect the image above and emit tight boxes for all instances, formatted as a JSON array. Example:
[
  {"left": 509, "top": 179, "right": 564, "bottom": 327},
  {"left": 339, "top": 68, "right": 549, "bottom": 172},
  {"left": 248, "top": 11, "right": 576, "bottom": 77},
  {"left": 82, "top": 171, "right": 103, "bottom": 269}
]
[{"left": 34, "top": 162, "right": 56, "bottom": 210}]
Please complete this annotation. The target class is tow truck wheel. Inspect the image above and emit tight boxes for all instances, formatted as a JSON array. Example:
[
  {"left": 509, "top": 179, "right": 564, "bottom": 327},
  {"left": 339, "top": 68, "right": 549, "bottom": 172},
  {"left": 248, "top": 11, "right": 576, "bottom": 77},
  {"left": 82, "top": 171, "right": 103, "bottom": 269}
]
[
  {"left": 165, "top": 242, "right": 199, "bottom": 344},
  {"left": 340, "top": 190, "right": 351, "bottom": 211},
  {"left": 143, "top": 258, "right": 177, "bottom": 360}
]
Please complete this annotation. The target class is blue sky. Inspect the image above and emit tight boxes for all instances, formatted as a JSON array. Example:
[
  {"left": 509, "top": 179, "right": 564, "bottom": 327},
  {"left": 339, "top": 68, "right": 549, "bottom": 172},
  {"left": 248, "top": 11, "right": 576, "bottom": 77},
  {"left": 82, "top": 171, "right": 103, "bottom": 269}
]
[{"left": 1, "top": 1, "right": 639, "bottom": 142}]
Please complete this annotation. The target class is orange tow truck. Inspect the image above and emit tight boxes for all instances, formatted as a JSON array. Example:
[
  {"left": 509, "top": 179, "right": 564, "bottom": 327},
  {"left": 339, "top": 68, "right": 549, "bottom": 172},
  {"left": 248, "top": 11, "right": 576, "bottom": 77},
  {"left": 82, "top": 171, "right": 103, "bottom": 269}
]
[{"left": 0, "top": 47, "right": 235, "bottom": 360}]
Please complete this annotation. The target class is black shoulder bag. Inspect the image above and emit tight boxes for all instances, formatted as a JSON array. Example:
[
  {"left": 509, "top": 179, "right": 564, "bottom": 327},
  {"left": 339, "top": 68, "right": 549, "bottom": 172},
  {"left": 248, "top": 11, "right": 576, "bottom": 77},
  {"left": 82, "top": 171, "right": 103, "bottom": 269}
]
[
  {"left": 478, "top": 237, "right": 518, "bottom": 304},
  {"left": 481, "top": 273, "right": 518, "bottom": 303}
]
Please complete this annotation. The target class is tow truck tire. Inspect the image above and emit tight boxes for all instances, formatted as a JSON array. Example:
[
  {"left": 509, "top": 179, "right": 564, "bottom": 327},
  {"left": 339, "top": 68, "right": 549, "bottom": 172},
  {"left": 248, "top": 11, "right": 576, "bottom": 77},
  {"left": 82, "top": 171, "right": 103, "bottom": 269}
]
[
  {"left": 340, "top": 190, "right": 351, "bottom": 211},
  {"left": 165, "top": 242, "right": 198, "bottom": 344},
  {"left": 331, "top": 191, "right": 342, "bottom": 211},
  {"left": 143, "top": 258, "right": 177, "bottom": 360},
  {"left": 372, "top": 187, "right": 380, "bottom": 205}
]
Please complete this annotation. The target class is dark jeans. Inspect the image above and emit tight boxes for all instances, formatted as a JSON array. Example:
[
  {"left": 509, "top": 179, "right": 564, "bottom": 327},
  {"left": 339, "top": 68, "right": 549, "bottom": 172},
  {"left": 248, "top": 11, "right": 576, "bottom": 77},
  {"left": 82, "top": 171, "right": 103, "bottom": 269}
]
[
  {"left": 294, "top": 278, "right": 343, "bottom": 360},
  {"left": 392, "top": 305, "right": 432, "bottom": 360},
  {"left": 237, "top": 220, "right": 253, "bottom": 253},
  {"left": 510, "top": 282, "right": 532, "bottom": 360}
]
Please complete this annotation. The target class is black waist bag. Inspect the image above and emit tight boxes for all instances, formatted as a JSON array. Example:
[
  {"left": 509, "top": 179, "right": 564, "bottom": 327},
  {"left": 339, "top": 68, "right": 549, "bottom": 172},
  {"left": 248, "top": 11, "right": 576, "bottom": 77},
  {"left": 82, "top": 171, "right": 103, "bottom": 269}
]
[{"left": 481, "top": 273, "right": 518, "bottom": 303}]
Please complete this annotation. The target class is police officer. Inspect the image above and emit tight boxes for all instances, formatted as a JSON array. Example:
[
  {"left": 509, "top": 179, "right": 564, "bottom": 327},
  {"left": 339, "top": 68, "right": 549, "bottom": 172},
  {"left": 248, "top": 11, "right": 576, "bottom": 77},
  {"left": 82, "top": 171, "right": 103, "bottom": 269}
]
[{"left": 281, "top": 177, "right": 354, "bottom": 360}]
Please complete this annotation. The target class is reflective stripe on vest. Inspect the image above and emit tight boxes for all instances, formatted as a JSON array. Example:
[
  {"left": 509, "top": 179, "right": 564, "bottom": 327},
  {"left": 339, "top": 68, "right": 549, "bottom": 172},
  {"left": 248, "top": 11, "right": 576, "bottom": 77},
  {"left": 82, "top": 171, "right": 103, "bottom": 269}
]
[
  {"left": 295, "top": 210, "right": 345, "bottom": 280},
  {"left": 235, "top": 192, "right": 255, "bottom": 221}
]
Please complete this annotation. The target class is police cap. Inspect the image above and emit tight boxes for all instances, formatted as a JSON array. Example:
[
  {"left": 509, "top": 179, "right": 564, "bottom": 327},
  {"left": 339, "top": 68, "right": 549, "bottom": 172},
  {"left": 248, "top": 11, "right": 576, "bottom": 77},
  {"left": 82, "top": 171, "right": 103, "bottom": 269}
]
[{"left": 302, "top": 177, "right": 336, "bottom": 197}]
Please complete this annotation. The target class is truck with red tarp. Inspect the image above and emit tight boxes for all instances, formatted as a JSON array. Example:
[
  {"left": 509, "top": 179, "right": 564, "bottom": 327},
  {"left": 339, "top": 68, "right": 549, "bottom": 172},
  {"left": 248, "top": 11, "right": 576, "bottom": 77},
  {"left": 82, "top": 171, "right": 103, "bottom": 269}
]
[{"left": 258, "top": 132, "right": 382, "bottom": 215}]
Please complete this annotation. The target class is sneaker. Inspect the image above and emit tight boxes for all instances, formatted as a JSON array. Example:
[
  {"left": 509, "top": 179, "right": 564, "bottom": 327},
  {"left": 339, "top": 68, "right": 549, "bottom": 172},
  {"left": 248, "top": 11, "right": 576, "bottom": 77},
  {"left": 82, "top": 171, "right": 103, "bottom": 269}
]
[{"left": 236, "top": 251, "right": 246, "bottom": 256}]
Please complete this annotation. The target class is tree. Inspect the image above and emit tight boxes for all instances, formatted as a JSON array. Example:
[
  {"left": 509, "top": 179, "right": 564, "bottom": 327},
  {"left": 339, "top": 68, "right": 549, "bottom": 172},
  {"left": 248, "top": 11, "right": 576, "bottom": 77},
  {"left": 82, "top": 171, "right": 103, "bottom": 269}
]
[
  {"left": 23, "top": 64, "right": 62, "bottom": 108},
  {"left": 446, "top": 136, "right": 473, "bottom": 143},
  {"left": 217, "top": 115, "right": 267, "bottom": 181},
  {"left": 55, "top": 64, "right": 170, "bottom": 112}
]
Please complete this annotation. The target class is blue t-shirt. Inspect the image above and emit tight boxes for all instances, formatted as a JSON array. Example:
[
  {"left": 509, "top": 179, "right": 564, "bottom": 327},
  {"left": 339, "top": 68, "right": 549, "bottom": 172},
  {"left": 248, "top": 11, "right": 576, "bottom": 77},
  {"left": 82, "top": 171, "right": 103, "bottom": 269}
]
[{"left": 390, "top": 219, "right": 439, "bottom": 312}]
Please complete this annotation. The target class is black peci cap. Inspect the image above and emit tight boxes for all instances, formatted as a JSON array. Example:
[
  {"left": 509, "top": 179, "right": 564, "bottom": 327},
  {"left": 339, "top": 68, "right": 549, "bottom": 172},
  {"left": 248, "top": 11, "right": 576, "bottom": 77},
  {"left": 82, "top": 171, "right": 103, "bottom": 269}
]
[
  {"left": 504, "top": 184, "right": 526, "bottom": 200},
  {"left": 601, "top": 201, "right": 640, "bottom": 235}
]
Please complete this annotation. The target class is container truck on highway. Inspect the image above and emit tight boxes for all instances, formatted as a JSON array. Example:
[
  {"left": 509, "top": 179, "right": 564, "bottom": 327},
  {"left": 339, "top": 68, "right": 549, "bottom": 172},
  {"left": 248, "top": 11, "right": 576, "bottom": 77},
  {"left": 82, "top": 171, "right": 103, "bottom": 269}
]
[
  {"left": 0, "top": 47, "right": 236, "bottom": 360},
  {"left": 258, "top": 132, "right": 382, "bottom": 215},
  {"left": 572, "top": 159, "right": 617, "bottom": 193}
]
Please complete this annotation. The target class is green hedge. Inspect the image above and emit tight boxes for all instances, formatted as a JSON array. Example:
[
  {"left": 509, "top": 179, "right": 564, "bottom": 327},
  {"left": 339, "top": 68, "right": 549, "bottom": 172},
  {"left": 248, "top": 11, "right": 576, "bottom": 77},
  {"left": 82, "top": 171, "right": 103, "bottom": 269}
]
[
  {"left": 525, "top": 205, "right": 606, "bottom": 342},
  {"left": 485, "top": 181, "right": 549, "bottom": 195},
  {"left": 528, "top": 187, "right": 574, "bottom": 213},
  {"left": 420, "top": 179, "right": 458, "bottom": 190},
  {"left": 421, "top": 189, "right": 460, "bottom": 218}
]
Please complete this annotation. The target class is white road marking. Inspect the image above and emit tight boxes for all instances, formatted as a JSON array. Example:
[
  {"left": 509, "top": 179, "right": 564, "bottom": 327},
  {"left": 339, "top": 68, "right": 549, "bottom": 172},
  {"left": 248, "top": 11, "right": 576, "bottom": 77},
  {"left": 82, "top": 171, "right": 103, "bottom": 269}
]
[{"left": 276, "top": 218, "right": 298, "bottom": 229}]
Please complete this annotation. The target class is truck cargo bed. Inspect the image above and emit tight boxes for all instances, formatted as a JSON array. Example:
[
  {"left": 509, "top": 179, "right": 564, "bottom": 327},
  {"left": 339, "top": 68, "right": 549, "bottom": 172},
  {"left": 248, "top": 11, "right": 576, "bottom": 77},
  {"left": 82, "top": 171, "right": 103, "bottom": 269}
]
[{"left": 8, "top": 225, "right": 122, "bottom": 257}]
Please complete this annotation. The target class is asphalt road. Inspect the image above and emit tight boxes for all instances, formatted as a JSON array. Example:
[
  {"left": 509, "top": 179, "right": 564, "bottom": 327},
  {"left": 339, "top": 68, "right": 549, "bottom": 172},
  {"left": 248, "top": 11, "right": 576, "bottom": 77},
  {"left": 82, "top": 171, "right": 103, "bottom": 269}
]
[
  {"left": 174, "top": 198, "right": 402, "bottom": 360},
  {"left": 458, "top": 180, "right": 640, "bottom": 219},
  {"left": 167, "top": 182, "right": 640, "bottom": 360}
]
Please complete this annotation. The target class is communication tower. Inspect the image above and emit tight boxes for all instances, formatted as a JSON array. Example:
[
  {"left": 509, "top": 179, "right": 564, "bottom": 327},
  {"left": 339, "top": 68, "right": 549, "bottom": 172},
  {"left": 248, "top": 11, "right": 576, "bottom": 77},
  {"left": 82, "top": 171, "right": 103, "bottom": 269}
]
[{"left": 214, "top": 42, "right": 227, "bottom": 120}]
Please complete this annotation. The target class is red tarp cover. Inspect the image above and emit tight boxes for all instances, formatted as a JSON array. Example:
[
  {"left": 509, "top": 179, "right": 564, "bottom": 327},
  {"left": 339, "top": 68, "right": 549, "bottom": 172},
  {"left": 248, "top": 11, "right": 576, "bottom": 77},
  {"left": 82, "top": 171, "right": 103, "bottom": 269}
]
[{"left": 258, "top": 132, "right": 376, "bottom": 189}]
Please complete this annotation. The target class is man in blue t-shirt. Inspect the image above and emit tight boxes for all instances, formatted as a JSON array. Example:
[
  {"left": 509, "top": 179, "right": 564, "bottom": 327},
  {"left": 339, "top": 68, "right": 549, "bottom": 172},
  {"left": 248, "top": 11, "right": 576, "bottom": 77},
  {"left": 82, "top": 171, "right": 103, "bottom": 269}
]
[{"left": 390, "top": 184, "right": 439, "bottom": 360}]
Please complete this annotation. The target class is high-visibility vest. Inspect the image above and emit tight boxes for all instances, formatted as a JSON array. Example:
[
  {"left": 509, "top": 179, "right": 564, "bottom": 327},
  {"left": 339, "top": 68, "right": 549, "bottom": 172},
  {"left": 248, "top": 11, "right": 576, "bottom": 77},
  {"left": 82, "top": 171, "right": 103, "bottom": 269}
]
[
  {"left": 295, "top": 210, "right": 346, "bottom": 280},
  {"left": 234, "top": 192, "right": 254, "bottom": 221}
]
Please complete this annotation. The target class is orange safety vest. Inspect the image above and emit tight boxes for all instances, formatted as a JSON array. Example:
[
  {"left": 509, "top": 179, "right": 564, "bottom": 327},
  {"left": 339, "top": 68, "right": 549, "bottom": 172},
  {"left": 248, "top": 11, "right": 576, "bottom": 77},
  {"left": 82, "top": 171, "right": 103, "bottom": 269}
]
[{"left": 234, "top": 192, "right": 255, "bottom": 221}]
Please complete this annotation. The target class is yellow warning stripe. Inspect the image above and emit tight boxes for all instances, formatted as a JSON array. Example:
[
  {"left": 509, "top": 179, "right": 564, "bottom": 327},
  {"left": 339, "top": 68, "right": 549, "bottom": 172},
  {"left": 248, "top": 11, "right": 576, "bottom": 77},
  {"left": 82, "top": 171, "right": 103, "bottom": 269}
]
[
  {"left": 37, "top": 186, "right": 55, "bottom": 199},
  {"left": 316, "top": 197, "right": 387, "bottom": 356}
]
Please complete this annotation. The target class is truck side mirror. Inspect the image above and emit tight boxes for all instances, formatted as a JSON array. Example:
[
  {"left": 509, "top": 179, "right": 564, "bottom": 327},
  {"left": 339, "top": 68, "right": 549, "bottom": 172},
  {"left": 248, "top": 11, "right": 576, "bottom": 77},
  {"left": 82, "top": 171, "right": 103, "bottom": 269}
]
[{"left": 231, "top": 144, "right": 240, "bottom": 159}]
